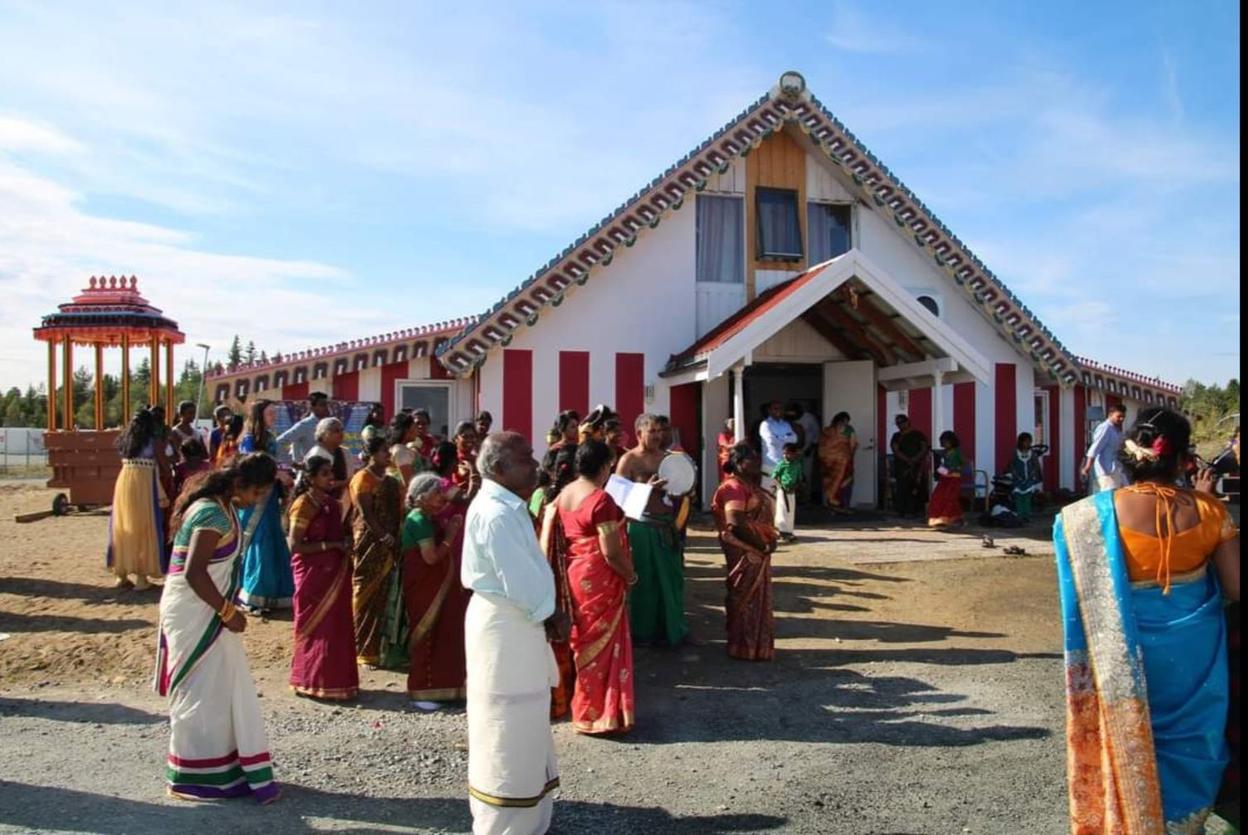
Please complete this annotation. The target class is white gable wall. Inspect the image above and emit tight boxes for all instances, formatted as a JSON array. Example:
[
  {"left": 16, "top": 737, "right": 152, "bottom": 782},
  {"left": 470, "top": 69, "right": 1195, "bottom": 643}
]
[{"left": 477, "top": 203, "right": 698, "bottom": 453}]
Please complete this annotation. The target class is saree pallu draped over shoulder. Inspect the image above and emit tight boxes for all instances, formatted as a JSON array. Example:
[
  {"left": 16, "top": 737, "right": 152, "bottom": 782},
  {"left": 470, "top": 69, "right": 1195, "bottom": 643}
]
[
  {"left": 349, "top": 468, "right": 404, "bottom": 667},
  {"left": 1054, "top": 492, "right": 1228, "bottom": 834},
  {"left": 289, "top": 494, "right": 358, "bottom": 700},
  {"left": 155, "top": 498, "right": 278, "bottom": 804},
  {"left": 712, "top": 477, "right": 778, "bottom": 661}
]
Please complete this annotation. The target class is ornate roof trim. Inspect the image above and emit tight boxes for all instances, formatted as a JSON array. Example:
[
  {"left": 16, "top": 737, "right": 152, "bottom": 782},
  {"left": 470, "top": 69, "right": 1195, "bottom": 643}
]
[
  {"left": 437, "top": 71, "right": 1082, "bottom": 387},
  {"left": 1075, "top": 355, "right": 1182, "bottom": 403}
]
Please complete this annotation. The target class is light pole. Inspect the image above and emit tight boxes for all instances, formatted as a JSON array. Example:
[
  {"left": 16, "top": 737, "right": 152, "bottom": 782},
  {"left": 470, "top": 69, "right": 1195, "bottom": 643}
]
[{"left": 195, "top": 343, "right": 211, "bottom": 422}]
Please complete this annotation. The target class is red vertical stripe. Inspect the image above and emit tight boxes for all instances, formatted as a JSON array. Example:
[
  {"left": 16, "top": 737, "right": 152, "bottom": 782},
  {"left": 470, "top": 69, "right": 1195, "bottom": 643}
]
[
  {"left": 615, "top": 353, "right": 645, "bottom": 434},
  {"left": 908, "top": 388, "right": 932, "bottom": 443},
  {"left": 1105, "top": 393, "right": 1123, "bottom": 413},
  {"left": 502, "top": 349, "right": 533, "bottom": 442},
  {"left": 669, "top": 383, "right": 699, "bottom": 457},
  {"left": 994, "top": 363, "right": 1017, "bottom": 474},
  {"left": 429, "top": 356, "right": 452, "bottom": 381},
  {"left": 332, "top": 371, "right": 359, "bottom": 402},
  {"left": 953, "top": 382, "right": 976, "bottom": 468},
  {"left": 282, "top": 381, "right": 309, "bottom": 402},
  {"left": 1043, "top": 384, "right": 1060, "bottom": 491},
  {"left": 1073, "top": 385, "right": 1087, "bottom": 481},
  {"left": 558, "top": 351, "right": 590, "bottom": 417},
  {"left": 381, "top": 361, "right": 406, "bottom": 420}
]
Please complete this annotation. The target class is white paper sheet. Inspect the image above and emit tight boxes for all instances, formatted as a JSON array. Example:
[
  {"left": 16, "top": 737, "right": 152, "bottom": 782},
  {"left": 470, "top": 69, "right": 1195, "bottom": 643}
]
[{"left": 605, "top": 474, "right": 652, "bottom": 521}]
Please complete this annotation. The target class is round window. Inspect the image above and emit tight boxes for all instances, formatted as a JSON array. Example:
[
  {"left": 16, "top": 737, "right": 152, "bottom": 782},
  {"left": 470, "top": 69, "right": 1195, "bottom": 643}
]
[{"left": 916, "top": 295, "right": 940, "bottom": 317}]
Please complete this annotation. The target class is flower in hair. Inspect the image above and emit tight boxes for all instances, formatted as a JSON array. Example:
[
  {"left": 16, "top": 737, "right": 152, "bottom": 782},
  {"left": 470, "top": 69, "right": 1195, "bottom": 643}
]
[
  {"left": 1150, "top": 436, "right": 1172, "bottom": 457},
  {"left": 1123, "top": 439, "right": 1158, "bottom": 461}
]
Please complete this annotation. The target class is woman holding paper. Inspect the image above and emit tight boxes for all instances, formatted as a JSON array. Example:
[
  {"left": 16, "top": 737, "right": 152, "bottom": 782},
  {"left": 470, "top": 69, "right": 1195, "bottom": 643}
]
[{"left": 544, "top": 439, "right": 637, "bottom": 734}]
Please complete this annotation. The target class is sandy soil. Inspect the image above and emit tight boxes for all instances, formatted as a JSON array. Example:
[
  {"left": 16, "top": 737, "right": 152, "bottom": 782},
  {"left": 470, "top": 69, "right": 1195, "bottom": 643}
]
[{"left": 0, "top": 481, "right": 1108, "bottom": 833}]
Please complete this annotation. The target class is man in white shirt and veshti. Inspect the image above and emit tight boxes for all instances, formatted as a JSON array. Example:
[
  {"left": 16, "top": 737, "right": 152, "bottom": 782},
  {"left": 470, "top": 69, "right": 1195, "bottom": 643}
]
[
  {"left": 758, "top": 401, "right": 798, "bottom": 526},
  {"left": 461, "top": 432, "right": 570, "bottom": 835}
]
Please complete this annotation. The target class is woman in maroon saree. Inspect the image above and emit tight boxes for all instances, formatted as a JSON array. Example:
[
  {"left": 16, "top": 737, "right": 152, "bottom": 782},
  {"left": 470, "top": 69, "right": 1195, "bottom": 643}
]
[
  {"left": 287, "top": 456, "right": 358, "bottom": 700},
  {"left": 400, "top": 472, "right": 468, "bottom": 709},
  {"left": 711, "top": 443, "right": 779, "bottom": 661},
  {"left": 543, "top": 439, "right": 637, "bottom": 734}
]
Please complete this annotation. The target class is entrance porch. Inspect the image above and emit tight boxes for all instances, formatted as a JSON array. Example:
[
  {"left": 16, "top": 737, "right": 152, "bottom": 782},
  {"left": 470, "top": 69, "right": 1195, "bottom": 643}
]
[{"left": 661, "top": 250, "right": 992, "bottom": 509}]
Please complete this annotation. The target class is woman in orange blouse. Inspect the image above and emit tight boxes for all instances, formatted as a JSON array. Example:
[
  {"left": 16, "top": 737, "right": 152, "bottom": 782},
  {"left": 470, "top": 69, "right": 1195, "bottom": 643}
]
[{"left": 1054, "top": 407, "right": 1238, "bottom": 833}]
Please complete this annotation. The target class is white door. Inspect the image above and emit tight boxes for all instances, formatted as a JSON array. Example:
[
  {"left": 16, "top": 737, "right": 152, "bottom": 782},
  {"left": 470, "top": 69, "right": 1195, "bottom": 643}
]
[{"left": 823, "top": 360, "right": 877, "bottom": 507}]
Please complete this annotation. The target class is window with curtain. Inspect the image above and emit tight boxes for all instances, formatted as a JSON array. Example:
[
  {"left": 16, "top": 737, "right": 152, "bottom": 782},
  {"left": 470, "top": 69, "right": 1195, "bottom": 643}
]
[
  {"left": 695, "top": 195, "right": 745, "bottom": 283},
  {"left": 755, "top": 188, "right": 803, "bottom": 260},
  {"left": 807, "top": 202, "right": 852, "bottom": 264}
]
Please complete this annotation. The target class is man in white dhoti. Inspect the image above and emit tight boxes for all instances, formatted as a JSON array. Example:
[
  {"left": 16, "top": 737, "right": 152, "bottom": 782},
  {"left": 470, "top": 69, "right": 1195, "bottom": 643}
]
[{"left": 462, "top": 431, "right": 571, "bottom": 835}]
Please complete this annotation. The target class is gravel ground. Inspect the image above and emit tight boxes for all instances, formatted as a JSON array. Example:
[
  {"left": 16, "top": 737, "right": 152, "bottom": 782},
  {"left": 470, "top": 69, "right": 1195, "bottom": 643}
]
[{"left": 1, "top": 483, "right": 1079, "bottom": 834}]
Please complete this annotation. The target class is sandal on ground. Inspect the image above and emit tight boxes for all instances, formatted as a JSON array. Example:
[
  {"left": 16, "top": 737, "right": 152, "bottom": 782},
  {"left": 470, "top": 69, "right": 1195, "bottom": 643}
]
[{"left": 113, "top": 576, "right": 134, "bottom": 590}]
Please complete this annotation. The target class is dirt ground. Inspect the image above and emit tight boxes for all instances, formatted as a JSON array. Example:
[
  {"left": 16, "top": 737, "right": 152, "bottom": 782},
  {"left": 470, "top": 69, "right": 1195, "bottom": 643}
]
[{"left": 0, "top": 480, "right": 1175, "bottom": 833}]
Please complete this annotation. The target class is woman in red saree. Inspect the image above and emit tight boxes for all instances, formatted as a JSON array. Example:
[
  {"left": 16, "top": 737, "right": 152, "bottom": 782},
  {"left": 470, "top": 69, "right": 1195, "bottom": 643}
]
[
  {"left": 926, "top": 431, "right": 965, "bottom": 528},
  {"left": 543, "top": 439, "right": 637, "bottom": 734},
  {"left": 400, "top": 472, "right": 468, "bottom": 709},
  {"left": 716, "top": 419, "right": 736, "bottom": 485},
  {"left": 287, "top": 456, "right": 358, "bottom": 700},
  {"left": 712, "top": 442, "right": 779, "bottom": 661}
]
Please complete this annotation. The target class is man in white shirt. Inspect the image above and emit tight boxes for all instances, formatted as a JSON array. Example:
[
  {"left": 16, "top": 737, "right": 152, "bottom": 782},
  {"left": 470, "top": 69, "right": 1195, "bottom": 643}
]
[
  {"left": 758, "top": 401, "right": 798, "bottom": 485},
  {"left": 1081, "top": 403, "right": 1127, "bottom": 493},
  {"left": 275, "top": 392, "right": 330, "bottom": 467},
  {"left": 462, "top": 432, "right": 569, "bottom": 835}
]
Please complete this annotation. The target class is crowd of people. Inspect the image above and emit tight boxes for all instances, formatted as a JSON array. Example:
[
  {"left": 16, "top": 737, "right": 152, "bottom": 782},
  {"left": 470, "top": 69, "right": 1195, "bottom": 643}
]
[{"left": 99, "top": 391, "right": 1239, "bottom": 832}]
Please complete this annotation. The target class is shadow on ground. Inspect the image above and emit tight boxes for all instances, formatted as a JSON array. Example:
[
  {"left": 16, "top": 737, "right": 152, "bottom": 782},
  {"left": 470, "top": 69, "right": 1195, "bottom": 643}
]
[
  {"left": 0, "top": 781, "right": 786, "bottom": 834},
  {"left": 0, "top": 697, "right": 164, "bottom": 726}
]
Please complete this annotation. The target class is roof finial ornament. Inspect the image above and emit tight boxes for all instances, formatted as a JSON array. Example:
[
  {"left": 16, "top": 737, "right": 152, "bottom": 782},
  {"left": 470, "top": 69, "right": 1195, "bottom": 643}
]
[
  {"left": 777, "top": 70, "right": 807, "bottom": 101},
  {"left": 130, "top": 275, "right": 137, "bottom": 289},
  {"left": 88, "top": 276, "right": 97, "bottom": 289}
]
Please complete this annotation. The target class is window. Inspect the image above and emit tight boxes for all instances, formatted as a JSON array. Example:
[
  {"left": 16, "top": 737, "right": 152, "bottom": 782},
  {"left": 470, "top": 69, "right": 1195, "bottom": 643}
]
[
  {"left": 695, "top": 195, "right": 744, "bottom": 283},
  {"left": 807, "top": 202, "right": 851, "bottom": 263},
  {"left": 397, "top": 383, "right": 452, "bottom": 437},
  {"left": 916, "top": 295, "right": 940, "bottom": 317},
  {"left": 755, "top": 188, "right": 803, "bottom": 260}
]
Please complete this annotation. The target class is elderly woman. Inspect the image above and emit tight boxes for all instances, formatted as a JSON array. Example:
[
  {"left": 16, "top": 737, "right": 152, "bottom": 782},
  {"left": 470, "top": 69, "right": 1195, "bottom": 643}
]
[
  {"left": 400, "top": 472, "right": 469, "bottom": 710},
  {"left": 1054, "top": 407, "right": 1239, "bottom": 832},
  {"left": 347, "top": 436, "right": 403, "bottom": 668},
  {"left": 306, "top": 417, "right": 356, "bottom": 502}
]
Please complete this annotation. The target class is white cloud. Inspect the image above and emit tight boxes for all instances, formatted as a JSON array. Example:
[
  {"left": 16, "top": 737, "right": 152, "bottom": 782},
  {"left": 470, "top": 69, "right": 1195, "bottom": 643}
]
[
  {"left": 824, "top": 3, "right": 929, "bottom": 55},
  {"left": 0, "top": 116, "right": 85, "bottom": 155}
]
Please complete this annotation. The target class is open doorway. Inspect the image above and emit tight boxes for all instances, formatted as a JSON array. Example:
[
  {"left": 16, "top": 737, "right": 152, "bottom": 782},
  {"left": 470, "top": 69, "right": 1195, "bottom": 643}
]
[{"left": 740, "top": 362, "right": 823, "bottom": 447}]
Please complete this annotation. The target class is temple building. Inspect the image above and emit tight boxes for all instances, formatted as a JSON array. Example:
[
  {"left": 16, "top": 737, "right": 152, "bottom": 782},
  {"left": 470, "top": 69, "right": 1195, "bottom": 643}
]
[{"left": 207, "top": 71, "right": 1180, "bottom": 506}]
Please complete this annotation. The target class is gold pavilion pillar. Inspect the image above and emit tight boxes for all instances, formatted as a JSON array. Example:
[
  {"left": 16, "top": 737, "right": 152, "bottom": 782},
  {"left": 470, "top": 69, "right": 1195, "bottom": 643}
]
[
  {"left": 121, "top": 335, "right": 131, "bottom": 424},
  {"left": 46, "top": 340, "right": 57, "bottom": 432},
  {"left": 94, "top": 343, "right": 105, "bottom": 430},
  {"left": 165, "top": 340, "right": 175, "bottom": 417},
  {"left": 62, "top": 335, "right": 73, "bottom": 431},
  {"left": 149, "top": 336, "right": 160, "bottom": 408}
]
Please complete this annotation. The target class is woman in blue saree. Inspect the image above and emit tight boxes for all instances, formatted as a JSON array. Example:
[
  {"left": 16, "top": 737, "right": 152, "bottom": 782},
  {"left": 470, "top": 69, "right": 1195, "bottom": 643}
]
[
  {"left": 237, "top": 399, "right": 295, "bottom": 613},
  {"left": 1054, "top": 407, "right": 1238, "bottom": 833}
]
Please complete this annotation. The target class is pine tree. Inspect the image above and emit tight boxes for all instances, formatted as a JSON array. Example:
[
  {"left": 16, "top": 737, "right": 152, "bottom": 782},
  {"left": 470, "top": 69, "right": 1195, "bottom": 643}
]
[
  {"left": 228, "top": 335, "right": 243, "bottom": 368},
  {"left": 244, "top": 341, "right": 256, "bottom": 365}
]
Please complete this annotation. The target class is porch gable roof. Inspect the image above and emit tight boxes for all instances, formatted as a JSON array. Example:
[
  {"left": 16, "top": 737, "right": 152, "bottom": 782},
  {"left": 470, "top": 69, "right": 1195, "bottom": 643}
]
[{"left": 661, "top": 250, "right": 992, "bottom": 386}]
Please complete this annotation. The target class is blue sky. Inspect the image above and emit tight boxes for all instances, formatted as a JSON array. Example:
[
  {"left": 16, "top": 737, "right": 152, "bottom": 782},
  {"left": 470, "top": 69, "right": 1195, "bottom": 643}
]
[{"left": 0, "top": 0, "right": 1239, "bottom": 389}]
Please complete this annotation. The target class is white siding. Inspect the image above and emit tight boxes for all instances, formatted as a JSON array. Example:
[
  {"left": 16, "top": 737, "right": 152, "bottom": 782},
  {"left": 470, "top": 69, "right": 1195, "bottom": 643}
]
[
  {"left": 704, "top": 157, "right": 746, "bottom": 194},
  {"left": 358, "top": 367, "right": 381, "bottom": 402},
  {"left": 807, "top": 158, "right": 856, "bottom": 203},
  {"left": 1060, "top": 385, "right": 1076, "bottom": 490},
  {"left": 477, "top": 202, "right": 698, "bottom": 457},
  {"left": 696, "top": 283, "right": 745, "bottom": 337},
  {"left": 755, "top": 269, "right": 800, "bottom": 294}
]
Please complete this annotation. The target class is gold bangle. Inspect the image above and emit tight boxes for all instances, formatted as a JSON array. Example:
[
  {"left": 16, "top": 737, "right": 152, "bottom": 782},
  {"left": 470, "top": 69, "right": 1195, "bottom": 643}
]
[{"left": 218, "top": 600, "right": 236, "bottom": 621}]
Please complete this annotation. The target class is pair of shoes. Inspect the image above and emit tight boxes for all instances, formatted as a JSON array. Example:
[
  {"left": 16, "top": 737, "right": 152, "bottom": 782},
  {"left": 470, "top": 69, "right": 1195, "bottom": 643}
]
[
  {"left": 781, "top": 533, "right": 798, "bottom": 543},
  {"left": 113, "top": 576, "right": 134, "bottom": 590}
]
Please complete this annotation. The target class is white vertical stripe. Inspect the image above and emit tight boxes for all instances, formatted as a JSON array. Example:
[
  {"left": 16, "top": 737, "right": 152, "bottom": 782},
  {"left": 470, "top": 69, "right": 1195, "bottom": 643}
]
[
  {"left": 975, "top": 380, "right": 995, "bottom": 477},
  {"left": 358, "top": 367, "right": 381, "bottom": 402}
]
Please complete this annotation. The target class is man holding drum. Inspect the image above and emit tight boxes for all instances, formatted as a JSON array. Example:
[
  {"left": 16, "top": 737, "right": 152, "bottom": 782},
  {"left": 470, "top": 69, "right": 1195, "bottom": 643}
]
[{"left": 616, "top": 413, "right": 691, "bottom": 647}]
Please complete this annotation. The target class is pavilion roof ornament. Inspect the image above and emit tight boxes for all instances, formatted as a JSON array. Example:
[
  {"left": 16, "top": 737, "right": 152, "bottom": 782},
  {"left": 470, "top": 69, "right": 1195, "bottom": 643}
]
[
  {"left": 436, "top": 70, "right": 1083, "bottom": 386},
  {"left": 33, "top": 275, "right": 184, "bottom": 347}
]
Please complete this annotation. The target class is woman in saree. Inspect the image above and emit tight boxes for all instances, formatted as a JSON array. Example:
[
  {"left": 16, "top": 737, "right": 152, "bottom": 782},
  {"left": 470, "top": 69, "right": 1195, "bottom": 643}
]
[
  {"left": 716, "top": 418, "right": 736, "bottom": 486},
  {"left": 107, "top": 407, "right": 170, "bottom": 590},
  {"left": 544, "top": 439, "right": 637, "bottom": 734},
  {"left": 927, "top": 431, "right": 965, "bottom": 528},
  {"left": 156, "top": 453, "right": 280, "bottom": 804},
  {"left": 1054, "top": 407, "right": 1239, "bottom": 833},
  {"left": 386, "top": 411, "right": 420, "bottom": 485},
  {"left": 400, "top": 472, "right": 468, "bottom": 710},
  {"left": 818, "top": 412, "right": 857, "bottom": 514},
  {"left": 348, "top": 435, "right": 403, "bottom": 668},
  {"left": 214, "top": 414, "right": 244, "bottom": 468},
  {"left": 237, "top": 399, "right": 294, "bottom": 613},
  {"left": 360, "top": 403, "right": 386, "bottom": 445},
  {"left": 287, "top": 456, "right": 357, "bottom": 701},
  {"left": 711, "top": 443, "right": 779, "bottom": 661},
  {"left": 529, "top": 444, "right": 579, "bottom": 718},
  {"left": 451, "top": 422, "right": 481, "bottom": 503}
]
